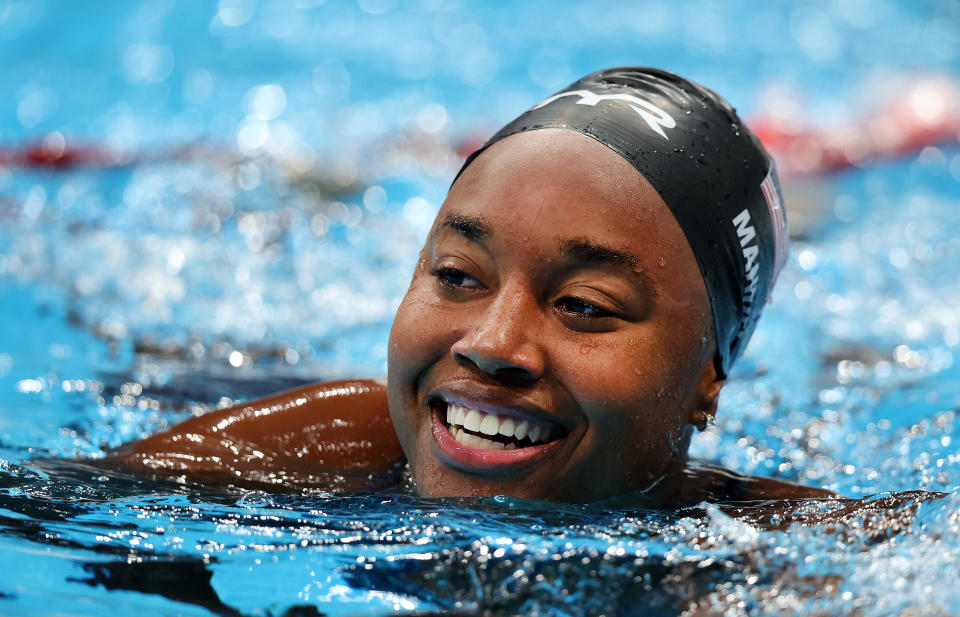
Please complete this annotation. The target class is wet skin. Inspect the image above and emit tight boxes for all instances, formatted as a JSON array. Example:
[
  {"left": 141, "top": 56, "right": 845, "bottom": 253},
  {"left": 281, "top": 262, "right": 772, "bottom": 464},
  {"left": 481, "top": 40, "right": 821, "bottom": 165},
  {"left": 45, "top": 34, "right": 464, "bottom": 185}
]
[
  {"left": 387, "top": 129, "right": 724, "bottom": 503},
  {"left": 106, "top": 379, "right": 405, "bottom": 493},
  {"left": 103, "top": 129, "right": 837, "bottom": 504}
]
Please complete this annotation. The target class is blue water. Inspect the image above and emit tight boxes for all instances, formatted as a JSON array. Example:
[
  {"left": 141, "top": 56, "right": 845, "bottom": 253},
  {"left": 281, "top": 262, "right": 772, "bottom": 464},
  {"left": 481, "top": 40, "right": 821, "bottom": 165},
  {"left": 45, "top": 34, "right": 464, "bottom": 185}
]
[{"left": 2, "top": 1, "right": 960, "bottom": 615}]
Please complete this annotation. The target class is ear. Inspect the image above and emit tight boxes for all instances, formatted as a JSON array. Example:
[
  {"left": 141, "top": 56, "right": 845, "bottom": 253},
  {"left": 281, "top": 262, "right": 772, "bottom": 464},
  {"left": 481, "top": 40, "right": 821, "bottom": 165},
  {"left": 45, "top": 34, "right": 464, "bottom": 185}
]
[{"left": 690, "top": 358, "right": 724, "bottom": 432}]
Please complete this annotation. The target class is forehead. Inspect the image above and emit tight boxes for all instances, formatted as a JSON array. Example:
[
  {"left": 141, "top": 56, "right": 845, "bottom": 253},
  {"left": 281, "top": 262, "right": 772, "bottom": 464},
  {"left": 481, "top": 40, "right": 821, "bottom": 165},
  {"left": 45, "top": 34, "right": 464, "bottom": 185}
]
[{"left": 441, "top": 129, "right": 693, "bottom": 266}]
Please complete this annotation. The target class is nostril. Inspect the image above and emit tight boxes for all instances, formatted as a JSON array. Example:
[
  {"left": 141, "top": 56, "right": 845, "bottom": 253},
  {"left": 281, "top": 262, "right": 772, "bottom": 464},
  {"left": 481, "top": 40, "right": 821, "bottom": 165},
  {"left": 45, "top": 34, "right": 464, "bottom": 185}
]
[
  {"left": 453, "top": 351, "right": 476, "bottom": 369},
  {"left": 451, "top": 321, "right": 546, "bottom": 379},
  {"left": 453, "top": 348, "right": 542, "bottom": 382},
  {"left": 496, "top": 373, "right": 535, "bottom": 388},
  {"left": 494, "top": 366, "right": 538, "bottom": 384}
]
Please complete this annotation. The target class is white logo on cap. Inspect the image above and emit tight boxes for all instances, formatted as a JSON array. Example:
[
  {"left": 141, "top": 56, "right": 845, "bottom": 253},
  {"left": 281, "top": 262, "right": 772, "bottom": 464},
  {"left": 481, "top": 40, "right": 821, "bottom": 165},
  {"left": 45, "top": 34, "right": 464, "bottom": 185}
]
[
  {"left": 732, "top": 208, "right": 760, "bottom": 326},
  {"left": 531, "top": 89, "right": 676, "bottom": 139}
]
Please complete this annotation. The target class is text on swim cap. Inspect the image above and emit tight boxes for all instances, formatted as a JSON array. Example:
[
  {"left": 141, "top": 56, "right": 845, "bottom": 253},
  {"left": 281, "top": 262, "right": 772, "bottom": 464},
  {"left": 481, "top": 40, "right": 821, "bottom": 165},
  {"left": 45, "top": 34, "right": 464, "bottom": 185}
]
[
  {"left": 732, "top": 208, "right": 760, "bottom": 328},
  {"left": 531, "top": 89, "right": 676, "bottom": 140}
]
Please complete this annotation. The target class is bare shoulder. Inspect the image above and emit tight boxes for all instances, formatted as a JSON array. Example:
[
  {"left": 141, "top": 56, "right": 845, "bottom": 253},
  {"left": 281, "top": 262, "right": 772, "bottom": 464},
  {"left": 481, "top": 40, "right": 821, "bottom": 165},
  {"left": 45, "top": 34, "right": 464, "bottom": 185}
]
[
  {"left": 105, "top": 378, "right": 405, "bottom": 492},
  {"left": 676, "top": 464, "right": 946, "bottom": 538},
  {"left": 646, "top": 463, "right": 838, "bottom": 506},
  {"left": 721, "top": 468, "right": 839, "bottom": 501}
]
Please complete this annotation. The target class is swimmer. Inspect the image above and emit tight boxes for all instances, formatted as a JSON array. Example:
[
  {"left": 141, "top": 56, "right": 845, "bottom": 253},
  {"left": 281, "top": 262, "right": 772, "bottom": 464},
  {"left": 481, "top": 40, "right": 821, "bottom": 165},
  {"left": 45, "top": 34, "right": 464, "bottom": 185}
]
[{"left": 106, "top": 67, "right": 839, "bottom": 505}]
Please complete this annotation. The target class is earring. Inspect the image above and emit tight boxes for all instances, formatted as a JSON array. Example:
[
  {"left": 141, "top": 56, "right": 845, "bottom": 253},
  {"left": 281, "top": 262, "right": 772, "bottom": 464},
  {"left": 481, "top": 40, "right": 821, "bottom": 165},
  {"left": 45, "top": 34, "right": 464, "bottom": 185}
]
[{"left": 694, "top": 411, "right": 715, "bottom": 432}]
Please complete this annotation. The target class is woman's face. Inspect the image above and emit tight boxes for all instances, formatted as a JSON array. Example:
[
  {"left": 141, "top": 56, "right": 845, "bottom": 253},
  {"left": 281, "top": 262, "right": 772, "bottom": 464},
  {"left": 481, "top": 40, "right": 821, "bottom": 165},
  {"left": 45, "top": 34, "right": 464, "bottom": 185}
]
[{"left": 387, "top": 129, "right": 722, "bottom": 503}]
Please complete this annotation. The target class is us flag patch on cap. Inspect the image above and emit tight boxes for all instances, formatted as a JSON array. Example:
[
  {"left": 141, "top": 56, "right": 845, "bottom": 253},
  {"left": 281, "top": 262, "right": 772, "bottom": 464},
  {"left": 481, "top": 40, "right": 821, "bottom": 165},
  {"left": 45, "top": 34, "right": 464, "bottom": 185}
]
[{"left": 760, "top": 166, "right": 788, "bottom": 282}]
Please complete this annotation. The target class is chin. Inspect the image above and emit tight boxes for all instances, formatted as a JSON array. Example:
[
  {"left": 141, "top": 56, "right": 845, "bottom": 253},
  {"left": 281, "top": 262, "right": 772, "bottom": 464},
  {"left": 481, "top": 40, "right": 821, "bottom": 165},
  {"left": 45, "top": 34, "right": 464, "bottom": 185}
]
[{"left": 408, "top": 455, "right": 617, "bottom": 504}]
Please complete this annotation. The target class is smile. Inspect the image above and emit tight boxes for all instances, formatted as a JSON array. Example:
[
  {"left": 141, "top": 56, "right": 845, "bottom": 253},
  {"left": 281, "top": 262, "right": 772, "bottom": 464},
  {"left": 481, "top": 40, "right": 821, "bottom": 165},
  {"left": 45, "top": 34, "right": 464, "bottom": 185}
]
[
  {"left": 428, "top": 393, "right": 569, "bottom": 473},
  {"left": 443, "top": 403, "right": 559, "bottom": 450}
]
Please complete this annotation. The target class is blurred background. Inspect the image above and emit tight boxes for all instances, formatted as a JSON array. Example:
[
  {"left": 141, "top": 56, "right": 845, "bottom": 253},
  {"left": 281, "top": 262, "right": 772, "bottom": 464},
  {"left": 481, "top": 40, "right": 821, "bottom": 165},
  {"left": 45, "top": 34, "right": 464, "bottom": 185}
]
[
  {"left": 2, "top": 2, "right": 960, "bottom": 615},
  {"left": 0, "top": 0, "right": 959, "bottom": 480}
]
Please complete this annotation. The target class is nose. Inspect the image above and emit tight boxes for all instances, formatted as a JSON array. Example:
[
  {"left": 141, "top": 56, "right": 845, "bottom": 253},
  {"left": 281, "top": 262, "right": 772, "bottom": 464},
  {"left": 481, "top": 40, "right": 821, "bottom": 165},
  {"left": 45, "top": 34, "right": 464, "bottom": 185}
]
[{"left": 450, "top": 285, "right": 545, "bottom": 382}]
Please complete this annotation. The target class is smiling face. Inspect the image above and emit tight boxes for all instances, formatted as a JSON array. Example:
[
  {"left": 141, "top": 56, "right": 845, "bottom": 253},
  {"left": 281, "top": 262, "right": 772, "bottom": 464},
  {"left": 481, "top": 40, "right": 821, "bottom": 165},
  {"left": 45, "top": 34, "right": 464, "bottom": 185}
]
[{"left": 387, "top": 129, "right": 724, "bottom": 503}]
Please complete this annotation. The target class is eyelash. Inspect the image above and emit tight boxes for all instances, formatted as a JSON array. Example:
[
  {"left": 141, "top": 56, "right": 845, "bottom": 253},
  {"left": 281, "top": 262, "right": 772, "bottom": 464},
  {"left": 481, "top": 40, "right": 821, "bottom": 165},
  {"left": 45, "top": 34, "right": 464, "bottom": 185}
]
[
  {"left": 430, "top": 267, "right": 617, "bottom": 320},
  {"left": 431, "top": 266, "right": 484, "bottom": 290},
  {"left": 555, "top": 297, "right": 616, "bottom": 319}
]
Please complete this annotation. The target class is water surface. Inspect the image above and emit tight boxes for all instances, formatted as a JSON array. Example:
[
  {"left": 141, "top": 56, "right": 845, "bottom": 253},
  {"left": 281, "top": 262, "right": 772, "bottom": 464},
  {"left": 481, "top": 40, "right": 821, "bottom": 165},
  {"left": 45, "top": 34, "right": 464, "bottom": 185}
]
[{"left": 2, "top": 1, "right": 960, "bottom": 615}]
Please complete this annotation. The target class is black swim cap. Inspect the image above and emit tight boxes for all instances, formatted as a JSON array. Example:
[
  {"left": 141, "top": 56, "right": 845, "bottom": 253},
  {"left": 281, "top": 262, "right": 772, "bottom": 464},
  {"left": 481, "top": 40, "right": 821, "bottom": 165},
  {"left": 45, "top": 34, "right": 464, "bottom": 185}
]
[{"left": 455, "top": 67, "right": 788, "bottom": 377}]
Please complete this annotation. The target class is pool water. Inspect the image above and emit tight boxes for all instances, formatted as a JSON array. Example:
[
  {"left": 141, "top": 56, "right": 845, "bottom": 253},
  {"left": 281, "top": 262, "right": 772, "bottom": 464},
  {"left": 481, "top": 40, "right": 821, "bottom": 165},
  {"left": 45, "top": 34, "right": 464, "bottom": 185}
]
[{"left": 2, "top": 1, "right": 960, "bottom": 615}]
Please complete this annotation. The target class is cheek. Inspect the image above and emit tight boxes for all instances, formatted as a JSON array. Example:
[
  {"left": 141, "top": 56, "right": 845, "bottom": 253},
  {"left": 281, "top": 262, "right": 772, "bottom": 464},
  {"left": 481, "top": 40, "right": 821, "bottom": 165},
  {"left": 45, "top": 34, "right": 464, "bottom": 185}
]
[
  {"left": 560, "top": 342, "right": 697, "bottom": 488},
  {"left": 387, "top": 295, "right": 422, "bottom": 378},
  {"left": 561, "top": 333, "right": 670, "bottom": 389},
  {"left": 387, "top": 280, "right": 436, "bottom": 442},
  {"left": 557, "top": 333, "right": 695, "bottom": 429},
  {"left": 386, "top": 277, "right": 462, "bottom": 413},
  {"left": 389, "top": 278, "right": 444, "bottom": 369}
]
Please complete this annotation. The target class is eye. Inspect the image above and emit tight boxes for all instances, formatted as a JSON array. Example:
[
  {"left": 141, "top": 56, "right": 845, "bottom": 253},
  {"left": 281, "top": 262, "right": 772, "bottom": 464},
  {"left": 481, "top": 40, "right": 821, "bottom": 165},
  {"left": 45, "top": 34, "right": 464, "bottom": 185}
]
[
  {"left": 555, "top": 297, "right": 616, "bottom": 319},
  {"left": 431, "top": 266, "right": 484, "bottom": 290}
]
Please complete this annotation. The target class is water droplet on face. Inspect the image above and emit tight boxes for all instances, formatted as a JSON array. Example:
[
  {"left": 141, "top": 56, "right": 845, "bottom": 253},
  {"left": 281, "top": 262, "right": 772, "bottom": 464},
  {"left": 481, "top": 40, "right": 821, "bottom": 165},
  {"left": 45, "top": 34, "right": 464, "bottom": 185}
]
[{"left": 658, "top": 257, "right": 666, "bottom": 268}]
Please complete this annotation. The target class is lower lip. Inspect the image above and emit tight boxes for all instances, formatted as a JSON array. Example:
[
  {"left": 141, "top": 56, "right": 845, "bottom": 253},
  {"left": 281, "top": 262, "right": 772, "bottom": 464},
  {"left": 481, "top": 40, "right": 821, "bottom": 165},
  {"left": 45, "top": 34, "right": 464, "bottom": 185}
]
[{"left": 430, "top": 409, "right": 562, "bottom": 473}]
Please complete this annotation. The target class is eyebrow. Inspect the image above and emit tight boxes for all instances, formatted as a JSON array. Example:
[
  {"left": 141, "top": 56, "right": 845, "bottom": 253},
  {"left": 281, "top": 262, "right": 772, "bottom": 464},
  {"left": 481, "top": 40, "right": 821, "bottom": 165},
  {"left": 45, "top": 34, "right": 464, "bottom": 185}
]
[
  {"left": 560, "top": 238, "right": 639, "bottom": 269},
  {"left": 560, "top": 238, "right": 657, "bottom": 294},
  {"left": 441, "top": 217, "right": 641, "bottom": 269},
  {"left": 436, "top": 216, "right": 656, "bottom": 293},
  {"left": 441, "top": 214, "right": 491, "bottom": 241}
]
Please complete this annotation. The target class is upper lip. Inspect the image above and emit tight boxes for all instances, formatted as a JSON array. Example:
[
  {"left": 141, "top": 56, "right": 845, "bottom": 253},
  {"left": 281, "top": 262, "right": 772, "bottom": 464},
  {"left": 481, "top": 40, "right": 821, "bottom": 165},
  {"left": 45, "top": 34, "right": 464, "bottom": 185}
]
[{"left": 428, "top": 380, "right": 571, "bottom": 431}]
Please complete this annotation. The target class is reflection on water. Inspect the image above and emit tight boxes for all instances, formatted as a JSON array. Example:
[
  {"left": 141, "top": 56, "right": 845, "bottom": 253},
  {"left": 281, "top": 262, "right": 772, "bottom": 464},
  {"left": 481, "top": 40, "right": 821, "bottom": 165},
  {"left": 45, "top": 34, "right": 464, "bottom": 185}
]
[
  {"left": 1, "top": 458, "right": 954, "bottom": 616},
  {"left": 2, "top": 1, "right": 960, "bottom": 615}
]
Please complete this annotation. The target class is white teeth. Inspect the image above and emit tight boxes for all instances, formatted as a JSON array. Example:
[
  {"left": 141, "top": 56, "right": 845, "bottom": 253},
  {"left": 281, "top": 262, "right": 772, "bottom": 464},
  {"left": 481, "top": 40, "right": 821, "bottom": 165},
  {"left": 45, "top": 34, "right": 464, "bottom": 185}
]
[
  {"left": 479, "top": 414, "right": 500, "bottom": 436},
  {"left": 445, "top": 403, "right": 559, "bottom": 449}
]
